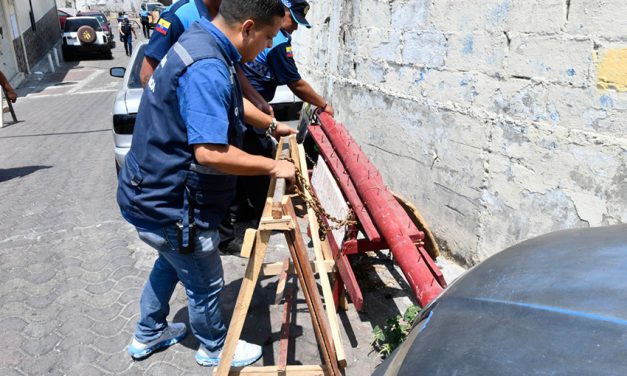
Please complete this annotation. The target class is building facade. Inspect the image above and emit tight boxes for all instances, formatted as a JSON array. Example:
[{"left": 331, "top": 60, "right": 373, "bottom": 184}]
[{"left": 0, "top": 0, "right": 60, "bottom": 86}]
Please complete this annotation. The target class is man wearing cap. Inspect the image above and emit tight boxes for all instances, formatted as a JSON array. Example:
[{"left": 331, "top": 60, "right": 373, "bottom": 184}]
[
  {"left": 242, "top": 0, "right": 333, "bottom": 115},
  {"left": 236, "top": 0, "right": 334, "bottom": 223}
]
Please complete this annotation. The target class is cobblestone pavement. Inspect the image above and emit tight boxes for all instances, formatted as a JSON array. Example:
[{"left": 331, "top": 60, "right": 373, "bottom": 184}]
[{"left": 0, "top": 38, "right": 465, "bottom": 375}]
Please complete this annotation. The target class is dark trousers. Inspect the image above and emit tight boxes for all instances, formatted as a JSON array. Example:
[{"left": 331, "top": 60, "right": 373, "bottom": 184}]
[
  {"left": 123, "top": 35, "right": 133, "bottom": 55},
  {"left": 218, "top": 127, "right": 275, "bottom": 247},
  {"left": 141, "top": 21, "right": 150, "bottom": 38}
]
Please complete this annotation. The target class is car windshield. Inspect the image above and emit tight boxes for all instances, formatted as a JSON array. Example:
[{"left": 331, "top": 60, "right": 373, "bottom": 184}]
[
  {"left": 94, "top": 15, "right": 107, "bottom": 25},
  {"left": 64, "top": 18, "right": 101, "bottom": 32},
  {"left": 128, "top": 45, "right": 147, "bottom": 89}
]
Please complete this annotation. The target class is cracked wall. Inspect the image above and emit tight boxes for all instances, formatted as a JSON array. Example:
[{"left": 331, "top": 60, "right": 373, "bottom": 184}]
[{"left": 293, "top": 0, "right": 627, "bottom": 265}]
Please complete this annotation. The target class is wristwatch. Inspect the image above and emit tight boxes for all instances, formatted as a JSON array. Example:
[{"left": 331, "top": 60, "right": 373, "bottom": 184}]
[{"left": 265, "top": 117, "right": 277, "bottom": 138}]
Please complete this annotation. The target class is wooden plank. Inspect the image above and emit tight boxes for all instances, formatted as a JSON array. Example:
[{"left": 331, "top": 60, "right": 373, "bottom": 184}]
[
  {"left": 392, "top": 192, "right": 441, "bottom": 258},
  {"left": 261, "top": 260, "right": 335, "bottom": 277},
  {"left": 259, "top": 216, "right": 295, "bottom": 231},
  {"left": 274, "top": 258, "right": 290, "bottom": 305},
  {"left": 278, "top": 287, "right": 293, "bottom": 374},
  {"left": 240, "top": 229, "right": 257, "bottom": 259},
  {"left": 272, "top": 137, "right": 293, "bottom": 219},
  {"left": 323, "top": 230, "right": 364, "bottom": 312},
  {"left": 342, "top": 239, "right": 389, "bottom": 255},
  {"left": 311, "top": 157, "right": 350, "bottom": 245},
  {"left": 283, "top": 199, "right": 341, "bottom": 376},
  {"left": 307, "top": 126, "right": 380, "bottom": 242},
  {"left": 216, "top": 230, "right": 272, "bottom": 376},
  {"left": 288, "top": 136, "right": 300, "bottom": 172},
  {"left": 227, "top": 365, "right": 327, "bottom": 375},
  {"left": 296, "top": 144, "right": 347, "bottom": 367}
]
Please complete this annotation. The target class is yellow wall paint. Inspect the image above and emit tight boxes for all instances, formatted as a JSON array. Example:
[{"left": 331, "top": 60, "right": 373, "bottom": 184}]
[{"left": 597, "top": 48, "right": 627, "bottom": 92}]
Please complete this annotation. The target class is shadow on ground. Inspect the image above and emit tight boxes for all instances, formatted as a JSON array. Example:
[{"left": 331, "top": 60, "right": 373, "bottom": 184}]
[{"left": 0, "top": 165, "right": 52, "bottom": 183}]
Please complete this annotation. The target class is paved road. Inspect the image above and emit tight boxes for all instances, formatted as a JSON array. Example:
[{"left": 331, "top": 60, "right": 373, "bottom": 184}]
[{"left": 0, "top": 32, "right": 464, "bottom": 375}]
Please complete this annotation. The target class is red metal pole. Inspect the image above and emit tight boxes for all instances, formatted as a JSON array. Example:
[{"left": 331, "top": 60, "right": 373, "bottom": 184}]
[{"left": 315, "top": 113, "right": 444, "bottom": 306}]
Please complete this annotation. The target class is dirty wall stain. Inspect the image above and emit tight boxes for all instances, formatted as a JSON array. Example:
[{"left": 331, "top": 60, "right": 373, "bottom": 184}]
[{"left": 597, "top": 48, "right": 627, "bottom": 92}]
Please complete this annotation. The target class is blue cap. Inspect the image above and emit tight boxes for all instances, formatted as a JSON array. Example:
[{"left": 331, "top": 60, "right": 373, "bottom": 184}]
[{"left": 281, "top": 0, "right": 312, "bottom": 28}]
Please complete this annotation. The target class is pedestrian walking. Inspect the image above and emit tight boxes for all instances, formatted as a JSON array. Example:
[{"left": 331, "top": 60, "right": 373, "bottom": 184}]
[
  {"left": 120, "top": 16, "right": 137, "bottom": 56},
  {"left": 140, "top": 8, "right": 150, "bottom": 38},
  {"left": 117, "top": 11, "right": 125, "bottom": 42},
  {"left": 117, "top": 0, "right": 294, "bottom": 367}
]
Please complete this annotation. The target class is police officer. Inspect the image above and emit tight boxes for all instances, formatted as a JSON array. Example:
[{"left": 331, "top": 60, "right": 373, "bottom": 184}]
[
  {"left": 137, "top": 0, "right": 288, "bottom": 151},
  {"left": 137, "top": 0, "right": 295, "bottom": 254},
  {"left": 117, "top": 11, "right": 125, "bottom": 42},
  {"left": 139, "top": 8, "right": 150, "bottom": 38},
  {"left": 239, "top": 0, "right": 333, "bottom": 221},
  {"left": 119, "top": 0, "right": 292, "bottom": 366},
  {"left": 138, "top": 0, "right": 270, "bottom": 115},
  {"left": 119, "top": 16, "right": 138, "bottom": 56}
]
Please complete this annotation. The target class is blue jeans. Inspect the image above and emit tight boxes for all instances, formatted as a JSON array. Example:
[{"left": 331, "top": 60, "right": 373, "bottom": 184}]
[
  {"left": 123, "top": 35, "right": 133, "bottom": 55},
  {"left": 135, "top": 225, "right": 227, "bottom": 351}
]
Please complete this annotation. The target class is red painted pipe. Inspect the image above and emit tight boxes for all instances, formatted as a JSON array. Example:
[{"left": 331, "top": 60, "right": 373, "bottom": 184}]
[{"left": 316, "top": 112, "right": 444, "bottom": 306}]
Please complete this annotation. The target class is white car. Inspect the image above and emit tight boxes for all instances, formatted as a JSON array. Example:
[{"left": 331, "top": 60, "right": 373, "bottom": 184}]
[
  {"left": 110, "top": 41, "right": 303, "bottom": 174},
  {"left": 62, "top": 16, "right": 113, "bottom": 60}
]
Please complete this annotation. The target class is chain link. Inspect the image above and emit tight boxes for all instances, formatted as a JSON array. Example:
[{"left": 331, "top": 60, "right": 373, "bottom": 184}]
[{"left": 284, "top": 156, "right": 356, "bottom": 241}]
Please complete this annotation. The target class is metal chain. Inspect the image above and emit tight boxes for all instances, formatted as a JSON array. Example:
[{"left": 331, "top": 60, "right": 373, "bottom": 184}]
[{"left": 284, "top": 156, "right": 356, "bottom": 241}]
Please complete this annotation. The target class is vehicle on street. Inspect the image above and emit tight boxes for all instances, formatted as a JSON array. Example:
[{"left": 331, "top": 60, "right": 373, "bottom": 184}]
[
  {"left": 109, "top": 41, "right": 303, "bottom": 174},
  {"left": 62, "top": 17, "right": 113, "bottom": 60},
  {"left": 77, "top": 10, "right": 114, "bottom": 43},
  {"left": 57, "top": 8, "right": 75, "bottom": 31},
  {"left": 372, "top": 224, "right": 627, "bottom": 376}
]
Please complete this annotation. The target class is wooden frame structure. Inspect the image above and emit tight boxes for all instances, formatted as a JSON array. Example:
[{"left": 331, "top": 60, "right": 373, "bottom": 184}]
[{"left": 215, "top": 136, "right": 344, "bottom": 376}]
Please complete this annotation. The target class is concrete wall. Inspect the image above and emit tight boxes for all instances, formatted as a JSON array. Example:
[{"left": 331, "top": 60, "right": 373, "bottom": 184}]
[
  {"left": 9, "top": 1, "right": 59, "bottom": 73},
  {"left": 64, "top": 0, "right": 163, "bottom": 14},
  {"left": 20, "top": 6, "right": 60, "bottom": 70},
  {"left": 0, "top": 1, "right": 20, "bottom": 82},
  {"left": 293, "top": 0, "right": 627, "bottom": 265},
  {"left": 13, "top": 0, "right": 54, "bottom": 32}
]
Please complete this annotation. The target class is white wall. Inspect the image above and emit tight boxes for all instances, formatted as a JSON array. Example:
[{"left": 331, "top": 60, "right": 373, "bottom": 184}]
[
  {"left": 293, "top": 0, "right": 627, "bottom": 265},
  {"left": 13, "top": 0, "right": 55, "bottom": 30}
]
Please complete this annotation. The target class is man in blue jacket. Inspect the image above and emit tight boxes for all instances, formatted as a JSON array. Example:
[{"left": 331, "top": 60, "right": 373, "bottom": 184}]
[
  {"left": 137, "top": 0, "right": 295, "bottom": 254},
  {"left": 118, "top": 0, "right": 293, "bottom": 367}
]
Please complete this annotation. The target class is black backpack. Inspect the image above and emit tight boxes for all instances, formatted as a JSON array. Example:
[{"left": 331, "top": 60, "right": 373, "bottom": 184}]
[{"left": 121, "top": 22, "right": 132, "bottom": 35}]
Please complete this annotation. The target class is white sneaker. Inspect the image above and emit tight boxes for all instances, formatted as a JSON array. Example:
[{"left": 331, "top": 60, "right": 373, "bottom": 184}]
[
  {"left": 195, "top": 340, "right": 262, "bottom": 367},
  {"left": 127, "top": 323, "right": 187, "bottom": 359}
]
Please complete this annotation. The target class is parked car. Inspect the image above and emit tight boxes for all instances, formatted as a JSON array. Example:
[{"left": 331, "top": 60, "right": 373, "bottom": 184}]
[
  {"left": 372, "top": 224, "right": 627, "bottom": 376},
  {"left": 109, "top": 41, "right": 303, "bottom": 174},
  {"left": 76, "top": 10, "right": 114, "bottom": 43},
  {"left": 110, "top": 41, "right": 147, "bottom": 174},
  {"left": 57, "top": 8, "right": 75, "bottom": 31},
  {"left": 62, "top": 17, "right": 113, "bottom": 60}
]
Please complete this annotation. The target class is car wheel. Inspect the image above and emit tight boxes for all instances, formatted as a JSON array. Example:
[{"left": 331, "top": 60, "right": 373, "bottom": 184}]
[{"left": 77, "top": 25, "right": 97, "bottom": 44}]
